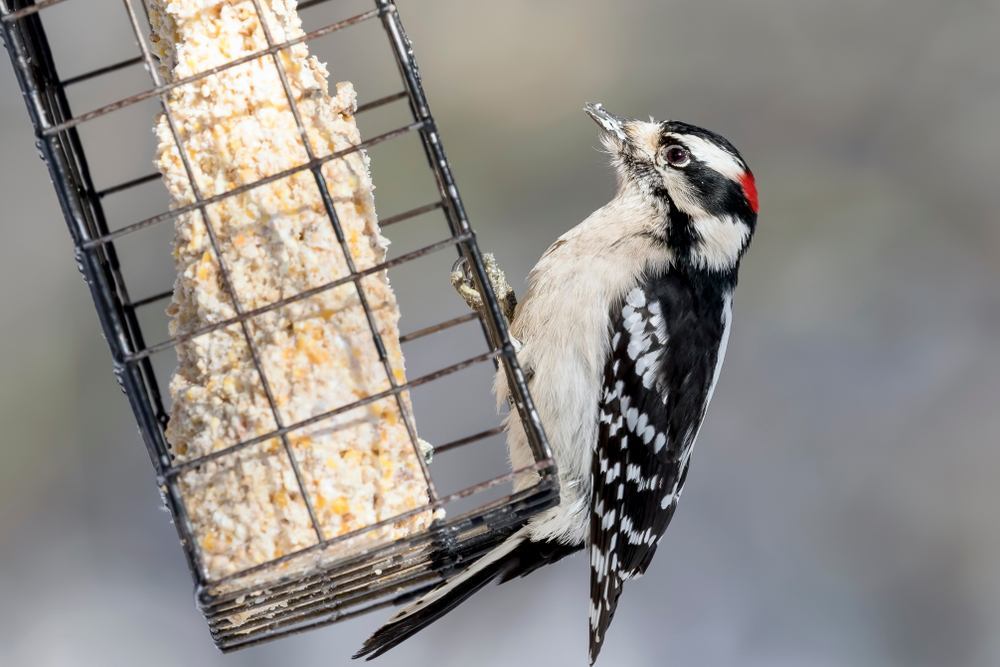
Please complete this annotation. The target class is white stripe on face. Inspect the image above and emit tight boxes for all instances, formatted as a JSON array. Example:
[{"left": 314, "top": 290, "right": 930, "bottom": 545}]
[
  {"left": 689, "top": 214, "right": 751, "bottom": 271},
  {"left": 666, "top": 133, "right": 745, "bottom": 182}
]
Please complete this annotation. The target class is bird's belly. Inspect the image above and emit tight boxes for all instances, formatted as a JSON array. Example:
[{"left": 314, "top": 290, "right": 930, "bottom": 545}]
[{"left": 516, "top": 313, "right": 610, "bottom": 545}]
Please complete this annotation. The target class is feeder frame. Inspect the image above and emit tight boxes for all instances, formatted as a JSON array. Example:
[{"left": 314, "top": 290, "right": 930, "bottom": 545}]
[{"left": 0, "top": 0, "right": 558, "bottom": 651}]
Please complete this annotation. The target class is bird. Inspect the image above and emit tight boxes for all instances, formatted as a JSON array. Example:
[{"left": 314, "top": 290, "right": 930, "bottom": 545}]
[{"left": 355, "top": 103, "right": 759, "bottom": 664}]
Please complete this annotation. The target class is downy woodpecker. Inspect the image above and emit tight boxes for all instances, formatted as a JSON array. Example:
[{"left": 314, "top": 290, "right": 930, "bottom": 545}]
[{"left": 356, "top": 104, "right": 759, "bottom": 664}]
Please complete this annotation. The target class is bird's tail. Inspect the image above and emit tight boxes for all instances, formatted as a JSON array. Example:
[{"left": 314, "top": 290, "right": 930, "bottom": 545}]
[{"left": 354, "top": 526, "right": 580, "bottom": 660}]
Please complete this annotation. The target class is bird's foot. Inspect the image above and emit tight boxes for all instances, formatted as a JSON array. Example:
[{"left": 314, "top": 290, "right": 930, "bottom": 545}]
[
  {"left": 450, "top": 253, "right": 518, "bottom": 325},
  {"left": 417, "top": 437, "right": 434, "bottom": 465}
]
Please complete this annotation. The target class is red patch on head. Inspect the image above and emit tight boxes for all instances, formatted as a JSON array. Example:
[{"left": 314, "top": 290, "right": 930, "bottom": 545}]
[{"left": 740, "top": 171, "right": 759, "bottom": 214}]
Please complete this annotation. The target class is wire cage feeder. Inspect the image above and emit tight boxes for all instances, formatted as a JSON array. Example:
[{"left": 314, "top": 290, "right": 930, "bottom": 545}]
[{"left": 1, "top": 0, "right": 557, "bottom": 651}]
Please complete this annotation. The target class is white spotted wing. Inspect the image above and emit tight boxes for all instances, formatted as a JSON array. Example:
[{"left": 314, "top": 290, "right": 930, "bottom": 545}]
[{"left": 588, "top": 275, "right": 731, "bottom": 663}]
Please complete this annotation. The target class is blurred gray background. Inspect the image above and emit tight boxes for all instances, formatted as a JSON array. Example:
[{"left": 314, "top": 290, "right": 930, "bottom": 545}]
[{"left": 2, "top": 0, "right": 999, "bottom": 665}]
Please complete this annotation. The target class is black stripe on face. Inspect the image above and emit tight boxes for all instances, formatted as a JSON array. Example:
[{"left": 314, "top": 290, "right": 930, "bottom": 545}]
[
  {"left": 665, "top": 196, "right": 694, "bottom": 258},
  {"left": 682, "top": 161, "right": 757, "bottom": 225},
  {"left": 656, "top": 121, "right": 756, "bottom": 227}
]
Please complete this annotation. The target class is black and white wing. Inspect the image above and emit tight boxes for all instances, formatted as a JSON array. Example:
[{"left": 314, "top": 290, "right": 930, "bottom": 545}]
[{"left": 588, "top": 274, "right": 731, "bottom": 664}]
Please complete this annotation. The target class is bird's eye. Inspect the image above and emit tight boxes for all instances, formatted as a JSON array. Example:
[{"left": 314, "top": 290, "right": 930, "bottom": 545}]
[{"left": 664, "top": 145, "right": 690, "bottom": 167}]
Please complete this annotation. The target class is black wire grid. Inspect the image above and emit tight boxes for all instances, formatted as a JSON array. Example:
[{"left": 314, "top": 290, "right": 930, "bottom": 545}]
[{"left": 1, "top": 0, "right": 558, "bottom": 651}]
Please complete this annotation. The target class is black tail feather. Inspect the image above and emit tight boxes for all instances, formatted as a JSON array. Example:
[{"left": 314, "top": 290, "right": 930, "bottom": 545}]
[
  {"left": 354, "top": 554, "right": 507, "bottom": 660},
  {"left": 497, "top": 538, "right": 581, "bottom": 584},
  {"left": 354, "top": 535, "right": 581, "bottom": 660}
]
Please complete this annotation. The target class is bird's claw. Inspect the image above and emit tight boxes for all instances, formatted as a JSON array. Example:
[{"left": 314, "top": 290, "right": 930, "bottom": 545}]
[
  {"left": 450, "top": 253, "right": 517, "bottom": 325},
  {"left": 451, "top": 255, "right": 484, "bottom": 312},
  {"left": 417, "top": 438, "right": 434, "bottom": 465}
]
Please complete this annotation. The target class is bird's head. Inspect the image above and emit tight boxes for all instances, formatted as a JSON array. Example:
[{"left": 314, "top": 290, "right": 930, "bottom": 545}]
[{"left": 585, "top": 103, "right": 758, "bottom": 274}]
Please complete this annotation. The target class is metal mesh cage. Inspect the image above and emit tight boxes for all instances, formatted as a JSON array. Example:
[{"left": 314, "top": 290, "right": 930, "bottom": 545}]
[{"left": 0, "top": 0, "right": 557, "bottom": 651}]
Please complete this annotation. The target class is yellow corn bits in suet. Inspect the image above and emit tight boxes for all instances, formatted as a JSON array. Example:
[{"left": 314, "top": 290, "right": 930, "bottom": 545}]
[{"left": 149, "top": 0, "right": 435, "bottom": 590}]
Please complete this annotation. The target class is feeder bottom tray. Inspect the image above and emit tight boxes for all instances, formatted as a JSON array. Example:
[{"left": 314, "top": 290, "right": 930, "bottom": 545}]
[{"left": 200, "top": 482, "right": 557, "bottom": 651}]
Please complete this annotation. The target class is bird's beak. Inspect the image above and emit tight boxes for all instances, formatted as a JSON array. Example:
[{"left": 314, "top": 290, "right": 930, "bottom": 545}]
[{"left": 584, "top": 103, "right": 628, "bottom": 142}]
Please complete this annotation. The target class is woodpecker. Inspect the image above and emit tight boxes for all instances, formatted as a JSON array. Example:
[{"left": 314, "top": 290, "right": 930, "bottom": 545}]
[{"left": 356, "top": 104, "right": 759, "bottom": 664}]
